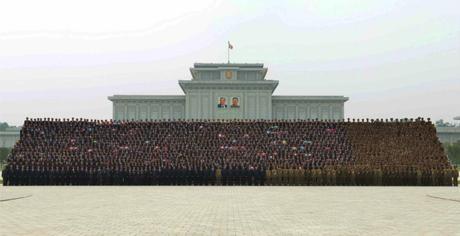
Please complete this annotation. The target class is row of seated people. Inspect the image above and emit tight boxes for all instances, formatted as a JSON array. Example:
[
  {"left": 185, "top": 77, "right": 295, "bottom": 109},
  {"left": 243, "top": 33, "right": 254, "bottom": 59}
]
[
  {"left": 2, "top": 117, "right": 457, "bottom": 186},
  {"left": 2, "top": 165, "right": 457, "bottom": 186}
]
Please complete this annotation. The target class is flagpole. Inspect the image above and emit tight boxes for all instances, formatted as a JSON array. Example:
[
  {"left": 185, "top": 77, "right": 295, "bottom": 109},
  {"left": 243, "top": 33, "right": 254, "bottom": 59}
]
[{"left": 227, "top": 44, "right": 230, "bottom": 63}]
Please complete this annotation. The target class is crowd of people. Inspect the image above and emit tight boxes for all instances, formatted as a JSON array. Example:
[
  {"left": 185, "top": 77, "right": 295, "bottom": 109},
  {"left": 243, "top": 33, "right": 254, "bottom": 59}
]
[{"left": 2, "top": 117, "right": 458, "bottom": 186}]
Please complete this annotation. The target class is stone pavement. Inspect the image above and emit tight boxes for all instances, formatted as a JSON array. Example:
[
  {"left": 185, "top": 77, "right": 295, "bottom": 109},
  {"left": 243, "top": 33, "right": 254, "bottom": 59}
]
[{"left": 0, "top": 186, "right": 459, "bottom": 236}]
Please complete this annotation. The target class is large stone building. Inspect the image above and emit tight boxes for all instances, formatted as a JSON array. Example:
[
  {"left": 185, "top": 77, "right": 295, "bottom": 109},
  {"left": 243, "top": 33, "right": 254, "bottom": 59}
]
[
  {"left": 108, "top": 63, "right": 348, "bottom": 121},
  {"left": 436, "top": 127, "right": 460, "bottom": 144},
  {"left": 0, "top": 127, "right": 21, "bottom": 148}
]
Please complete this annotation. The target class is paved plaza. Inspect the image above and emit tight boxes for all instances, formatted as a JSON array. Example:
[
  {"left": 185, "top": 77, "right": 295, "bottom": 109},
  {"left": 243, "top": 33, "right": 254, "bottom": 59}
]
[{"left": 0, "top": 186, "right": 459, "bottom": 236}]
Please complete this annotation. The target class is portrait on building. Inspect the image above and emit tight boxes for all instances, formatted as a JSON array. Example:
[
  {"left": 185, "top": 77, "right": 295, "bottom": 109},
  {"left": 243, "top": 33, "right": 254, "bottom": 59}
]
[
  {"left": 231, "top": 97, "right": 240, "bottom": 108},
  {"left": 217, "top": 97, "right": 227, "bottom": 108}
]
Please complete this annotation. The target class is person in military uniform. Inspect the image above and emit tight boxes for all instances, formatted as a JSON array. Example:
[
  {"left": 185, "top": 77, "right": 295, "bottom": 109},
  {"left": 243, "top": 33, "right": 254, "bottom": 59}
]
[
  {"left": 2, "top": 165, "right": 9, "bottom": 186},
  {"left": 295, "top": 167, "right": 303, "bottom": 186},
  {"left": 281, "top": 168, "right": 288, "bottom": 186},
  {"left": 255, "top": 166, "right": 263, "bottom": 186},
  {"left": 310, "top": 168, "right": 316, "bottom": 186},
  {"left": 248, "top": 166, "right": 254, "bottom": 186},
  {"left": 271, "top": 168, "right": 279, "bottom": 186},
  {"left": 452, "top": 166, "right": 459, "bottom": 187},
  {"left": 430, "top": 168, "right": 437, "bottom": 186},
  {"left": 304, "top": 168, "right": 311, "bottom": 186},
  {"left": 228, "top": 166, "right": 235, "bottom": 186},
  {"left": 221, "top": 166, "right": 228, "bottom": 186},
  {"left": 317, "top": 168, "right": 324, "bottom": 186},
  {"left": 265, "top": 167, "right": 272, "bottom": 186},
  {"left": 151, "top": 167, "right": 159, "bottom": 186},
  {"left": 330, "top": 167, "right": 337, "bottom": 186},
  {"left": 443, "top": 168, "right": 452, "bottom": 186},
  {"left": 350, "top": 167, "right": 356, "bottom": 186},
  {"left": 288, "top": 168, "right": 295, "bottom": 186},
  {"left": 38, "top": 165, "right": 46, "bottom": 186},
  {"left": 216, "top": 167, "right": 222, "bottom": 186},
  {"left": 416, "top": 168, "right": 422, "bottom": 186}
]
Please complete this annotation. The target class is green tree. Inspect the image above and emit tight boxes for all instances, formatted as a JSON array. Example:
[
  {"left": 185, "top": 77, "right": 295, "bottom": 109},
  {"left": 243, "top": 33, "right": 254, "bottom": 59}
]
[
  {"left": 435, "top": 119, "right": 457, "bottom": 127},
  {"left": 0, "top": 122, "right": 9, "bottom": 131},
  {"left": 0, "top": 147, "right": 12, "bottom": 164},
  {"left": 444, "top": 141, "right": 460, "bottom": 165}
]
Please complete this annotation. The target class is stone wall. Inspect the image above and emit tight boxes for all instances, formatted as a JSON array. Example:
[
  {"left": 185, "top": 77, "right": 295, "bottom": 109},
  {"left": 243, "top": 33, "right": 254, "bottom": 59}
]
[
  {"left": 272, "top": 96, "right": 346, "bottom": 120},
  {"left": 109, "top": 95, "right": 185, "bottom": 121},
  {"left": 436, "top": 127, "right": 460, "bottom": 144},
  {"left": 0, "top": 131, "right": 20, "bottom": 148}
]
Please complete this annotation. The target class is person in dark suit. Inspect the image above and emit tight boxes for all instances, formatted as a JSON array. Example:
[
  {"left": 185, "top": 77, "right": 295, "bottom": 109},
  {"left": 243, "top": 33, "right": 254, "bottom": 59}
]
[
  {"left": 2, "top": 165, "right": 9, "bottom": 186},
  {"left": 217, "top": 97, "right": 227, "bottom": 108}
]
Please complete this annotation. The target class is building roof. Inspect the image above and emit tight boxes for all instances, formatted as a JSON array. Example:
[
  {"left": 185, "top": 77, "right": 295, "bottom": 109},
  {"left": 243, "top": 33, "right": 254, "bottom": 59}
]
[
  {"left": 108, "top": 95, "right": 185, "bottom": 101},
  {"left": 194, "top": 63, "right": 264, "bottom": 68},
  {"left": 272, "top": 96, "right": 349, "bottom": 102}
]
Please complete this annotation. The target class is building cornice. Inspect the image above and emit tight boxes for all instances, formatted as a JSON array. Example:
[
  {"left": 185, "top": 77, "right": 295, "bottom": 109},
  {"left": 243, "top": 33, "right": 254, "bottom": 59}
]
[
  {"left": 194, "top": 63, "right": 264, "bottom": 68},
  {"left": 0, "top": 131, "right": 20, "bottom": 136},
  {"left": 108, "top": 95, "right": 185, "bottom": 102},
  {"left": 436, "top": 127, "right": 460, "bottom": 133},
  {"left": 272, "top": 96, "right": 349, "bottom": 102},
  {"left": 179, "top": 80, "right": 279, "bottom": 93}
]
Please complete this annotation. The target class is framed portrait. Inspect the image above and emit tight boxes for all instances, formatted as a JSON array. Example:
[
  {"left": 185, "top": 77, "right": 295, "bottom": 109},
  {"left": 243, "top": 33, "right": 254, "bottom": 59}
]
[
  {"left": 231, "top": 97, "right": 240, "bottom": 108},
  {"left": 217, "top": 97, "right": 227, "bottom": 108}
]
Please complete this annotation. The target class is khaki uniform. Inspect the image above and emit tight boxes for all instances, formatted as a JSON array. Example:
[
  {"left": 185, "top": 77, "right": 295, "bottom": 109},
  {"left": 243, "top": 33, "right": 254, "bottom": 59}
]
[
  {"left": 443, "top": 169, "right": 451, "bottom": 186},
  {"left": 311, "top": 169, "right": 318, "bottom": 186},
  {"left": 431, "top": 169, "right": 437, "bottom": 186},
  {"left": 295, "top": 169, "right": 304, "bottom": 186},
  {"left": 453, "top": 168, "right": 459, "bottom": 187},
  {"left": 216, "top": 168, "right": 222, "bottom": 186},
  {"left": 304, "top": 169, "right": 311, "bottom": 186},
  {"left": 317, "top": 169, "right": 323, "bottom": 186},
  {"left": 350, "top": 169, "right": 356, "bottom": 186},
  {"left": 271, "top": 169, "right": 280, "bottom": 185},
  {"left": 416, "top": 169, "right": 422, "bottom": 186},
  {"left": 331, "top": 169, "right": 337, "bottom": 186},
  {"left": 288, "top": 169, "right": 295, "bottom": 186},
  {"left": 265, "top": 169, "right": 272, "bottom": 186}
]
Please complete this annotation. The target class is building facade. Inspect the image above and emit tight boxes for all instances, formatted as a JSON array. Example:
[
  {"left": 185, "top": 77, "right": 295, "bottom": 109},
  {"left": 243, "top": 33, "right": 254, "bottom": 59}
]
[
  {"left": 0, "top": 127, "right": 21, "bottom": 148},
  {"left": 108, "top": 63, "right": 348, "bottom": 121},
  {"left": 436, "top": 127, "right": 460, "bottom": 144}
]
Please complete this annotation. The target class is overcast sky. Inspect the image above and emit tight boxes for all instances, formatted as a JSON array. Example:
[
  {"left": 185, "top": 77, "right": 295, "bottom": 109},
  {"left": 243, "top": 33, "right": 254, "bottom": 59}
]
[{"left": 1, "top": 0, "right": 459, "bottom": 126}]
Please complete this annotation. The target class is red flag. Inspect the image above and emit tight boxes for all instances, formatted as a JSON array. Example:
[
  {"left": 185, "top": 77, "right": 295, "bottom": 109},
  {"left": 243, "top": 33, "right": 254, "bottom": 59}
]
[{"left": 228, "top": 41, "right": 234, "bottom": 50}]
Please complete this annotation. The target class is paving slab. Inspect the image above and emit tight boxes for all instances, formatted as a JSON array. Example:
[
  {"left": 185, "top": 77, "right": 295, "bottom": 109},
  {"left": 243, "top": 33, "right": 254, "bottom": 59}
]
[{"left": 0, "top": 186, "right": 459, "bottom": 236}]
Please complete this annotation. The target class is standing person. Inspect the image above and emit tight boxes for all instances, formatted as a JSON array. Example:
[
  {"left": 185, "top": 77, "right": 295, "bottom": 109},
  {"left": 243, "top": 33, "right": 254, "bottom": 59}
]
[
  {"left": 331, "top": 167, "right": 337, "bottom": 186},
  {"left": 416, "top": 168, "right": 422, "bottom": 186},
  {"left": 288, "top": 168, "right": 295, "bottom": 186},
  {"left": 443, "top": 168, "right": 452, "bottom": 186},
  {"left": 452, "top": 166, "right": 458, "bottom": 187},
  {"left": 265, "top": 168, "right": 272, "bottom": 186},
  {"left": 377, "top": 168, "right": 383, "bottom": 186},
  {"left": 216, "top": 167, "right": 222, "bottom": 186},
  {"left": 259, "top": 166, "right": 266, "bottom": 186},
  {"left": 295, "top": 168, "right": 303, "bottom": 186},
  {"left": 221, "top": 167, "right": 227, "bottom": 186},
  {"left": 336, "top": 167, "right": 343, "bottom": 186},
  {"left": 97, "top": 167, "right": 103, "bottom": 185},
  {"left": 350, "top": 168, "right": 356, "bottom": 186},
  {"left": 311, "top": 168, "right": 317, "bottom": 186},
  {"left": 431, "top": 168, "right": 437, "bottom": 186},
  {"left": 271, "top": 168, "right": 279, "bottom": 186},
  {"left": 304, "top": 168, "right": 311, "bottom": 186},
  {"left": 1, "top": 165, "right": 9, "bottom": 186},
  {"left": 283, "top": 168, "right": 290, "bottom": 186},
  {"left": 437, "top": 168, "right": 444, "bottom": 186}
]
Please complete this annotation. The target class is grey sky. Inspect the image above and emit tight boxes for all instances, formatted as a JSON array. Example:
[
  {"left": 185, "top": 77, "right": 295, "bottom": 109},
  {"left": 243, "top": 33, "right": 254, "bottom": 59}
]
[{"left": 1, "top": 0, "right": 459, "bottom": 126}]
